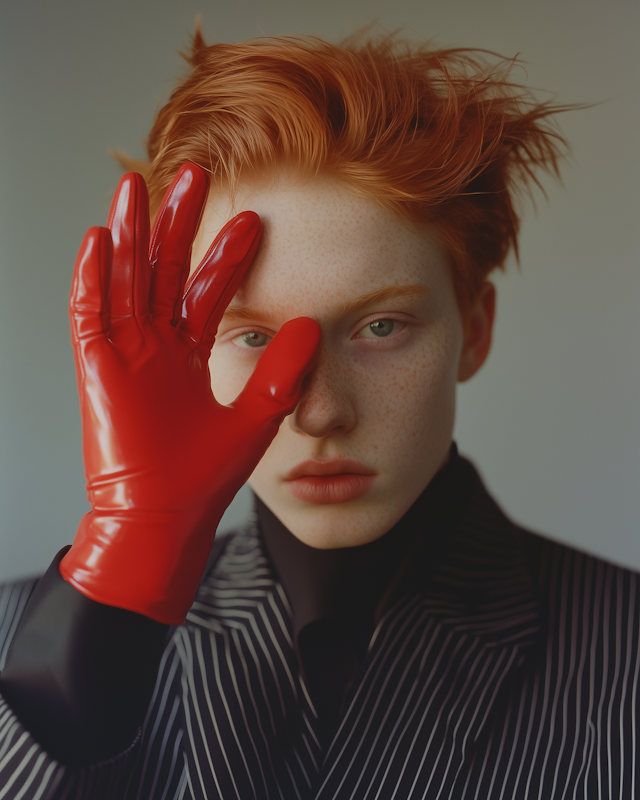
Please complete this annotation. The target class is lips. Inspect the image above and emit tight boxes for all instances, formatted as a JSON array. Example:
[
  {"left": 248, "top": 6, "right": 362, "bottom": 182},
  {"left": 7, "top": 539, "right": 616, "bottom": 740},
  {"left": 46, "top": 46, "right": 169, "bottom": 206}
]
[{"left": 284, "top": 459, "right": 376, "bottom": 504}]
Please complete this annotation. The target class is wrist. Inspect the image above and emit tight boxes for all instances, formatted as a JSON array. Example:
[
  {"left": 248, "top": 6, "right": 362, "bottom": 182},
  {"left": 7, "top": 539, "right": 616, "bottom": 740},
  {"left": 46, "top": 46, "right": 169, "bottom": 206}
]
[{"left": 60, "top": 509, "right": 223, "bottom": 624}]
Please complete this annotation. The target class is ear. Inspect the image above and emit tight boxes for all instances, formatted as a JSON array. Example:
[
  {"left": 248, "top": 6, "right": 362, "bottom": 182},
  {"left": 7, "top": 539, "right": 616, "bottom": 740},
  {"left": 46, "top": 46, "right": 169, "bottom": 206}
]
[{"left": 457, "top": 281, "right": 496, "bottom": 382}]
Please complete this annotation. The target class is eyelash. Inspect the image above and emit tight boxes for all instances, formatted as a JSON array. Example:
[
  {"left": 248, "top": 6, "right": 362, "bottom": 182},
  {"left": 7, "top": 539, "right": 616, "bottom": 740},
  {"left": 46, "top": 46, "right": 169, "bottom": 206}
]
[{"left": 229, "top": 316, "right": 408, "bottom": 350}]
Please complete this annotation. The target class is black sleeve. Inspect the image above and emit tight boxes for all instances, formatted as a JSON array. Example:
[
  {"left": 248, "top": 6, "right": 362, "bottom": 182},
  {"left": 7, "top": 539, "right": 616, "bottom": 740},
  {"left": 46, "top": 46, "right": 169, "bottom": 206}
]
[{"left": 0, "top": 547, "right": 169, "bottom": 767}]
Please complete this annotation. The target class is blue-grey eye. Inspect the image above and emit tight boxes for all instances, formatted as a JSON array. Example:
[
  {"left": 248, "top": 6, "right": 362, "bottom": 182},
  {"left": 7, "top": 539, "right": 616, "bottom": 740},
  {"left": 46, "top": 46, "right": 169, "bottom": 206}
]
[
  {"left": 367, "top": 319, "right": 395, "bottom": 337},
  {"left": 234, "top": 331, "right": 271, "bottom": 348}
]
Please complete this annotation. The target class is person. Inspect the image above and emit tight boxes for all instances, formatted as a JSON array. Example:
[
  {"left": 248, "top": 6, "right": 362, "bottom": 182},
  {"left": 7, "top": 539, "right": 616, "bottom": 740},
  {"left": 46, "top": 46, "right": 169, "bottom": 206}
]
[{"left": 0, "top": 28, "right": 638, "bottom": 800}]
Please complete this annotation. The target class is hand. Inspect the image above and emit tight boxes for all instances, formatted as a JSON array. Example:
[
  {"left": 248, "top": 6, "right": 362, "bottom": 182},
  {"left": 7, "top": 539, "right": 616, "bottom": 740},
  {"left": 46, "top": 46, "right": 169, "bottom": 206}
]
[{"left": 60, "top": 164, "right": 320, "bottom": 624}]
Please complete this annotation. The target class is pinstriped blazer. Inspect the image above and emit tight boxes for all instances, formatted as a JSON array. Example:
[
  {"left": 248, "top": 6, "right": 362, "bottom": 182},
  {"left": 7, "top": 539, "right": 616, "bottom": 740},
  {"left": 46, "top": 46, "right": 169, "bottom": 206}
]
[{"left": 0, "top": 457, "right": 638, "bottom": 799}]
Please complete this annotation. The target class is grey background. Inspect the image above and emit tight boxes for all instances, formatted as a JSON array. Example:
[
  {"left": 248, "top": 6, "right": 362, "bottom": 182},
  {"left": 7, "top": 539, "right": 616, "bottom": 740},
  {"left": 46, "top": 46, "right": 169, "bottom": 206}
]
[{"left": 0, "top": 0, "right": 638, "bottom": 582}]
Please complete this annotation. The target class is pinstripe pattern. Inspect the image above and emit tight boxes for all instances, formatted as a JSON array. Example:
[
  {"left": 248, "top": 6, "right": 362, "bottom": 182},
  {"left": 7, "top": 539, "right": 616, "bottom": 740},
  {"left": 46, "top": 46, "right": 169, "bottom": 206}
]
[
  {"left": 0, "top": 578, "right": 38, "bottom": 673},
  {"left": 0, "top": 463, "right": 638, "bottom": 799},
  {"left": 127, "top": 529, "right": 324, "bottom": 800}
]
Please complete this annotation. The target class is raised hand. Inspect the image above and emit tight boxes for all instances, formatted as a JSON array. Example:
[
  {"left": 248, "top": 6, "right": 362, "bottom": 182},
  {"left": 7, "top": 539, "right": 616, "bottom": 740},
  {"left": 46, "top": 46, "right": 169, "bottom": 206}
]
[{"left": 60, "top": 164, "right": 320, "bottom": 624}]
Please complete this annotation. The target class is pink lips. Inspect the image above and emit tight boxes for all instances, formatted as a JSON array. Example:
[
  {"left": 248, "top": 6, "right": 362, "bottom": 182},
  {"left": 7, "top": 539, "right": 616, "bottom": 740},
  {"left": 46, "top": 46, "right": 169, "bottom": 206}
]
[{"left": 284, "top": 459, "right": 376, "bottom": 505}]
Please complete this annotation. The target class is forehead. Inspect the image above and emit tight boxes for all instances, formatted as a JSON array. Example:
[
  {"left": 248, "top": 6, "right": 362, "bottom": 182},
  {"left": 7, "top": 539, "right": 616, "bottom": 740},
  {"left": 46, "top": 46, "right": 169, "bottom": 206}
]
[{"left": 192, "top": 175, "right": 453, "bottom": 316}]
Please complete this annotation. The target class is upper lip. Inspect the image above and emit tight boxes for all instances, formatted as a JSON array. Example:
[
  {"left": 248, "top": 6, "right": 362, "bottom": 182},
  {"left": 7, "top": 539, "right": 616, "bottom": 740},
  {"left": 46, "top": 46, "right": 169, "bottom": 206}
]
[{"left": 285, "top": 459, "right": 376, "bottom": 480}]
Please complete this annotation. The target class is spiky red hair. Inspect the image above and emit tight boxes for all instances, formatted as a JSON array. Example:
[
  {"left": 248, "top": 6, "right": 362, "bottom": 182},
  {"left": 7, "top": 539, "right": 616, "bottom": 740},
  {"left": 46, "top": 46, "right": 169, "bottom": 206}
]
[{"left": 119, "top": 27, "right": 570, "bottom": 315}]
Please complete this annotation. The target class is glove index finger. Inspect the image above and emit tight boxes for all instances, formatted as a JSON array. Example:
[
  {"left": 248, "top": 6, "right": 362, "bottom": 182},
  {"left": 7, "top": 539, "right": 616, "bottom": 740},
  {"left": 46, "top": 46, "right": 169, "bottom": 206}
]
[
  {"left": 233, "top": 317, "right": 321, "bottom": 423},
  {"left": 177, "top": 211, "right": 262, "bottom": 351}
]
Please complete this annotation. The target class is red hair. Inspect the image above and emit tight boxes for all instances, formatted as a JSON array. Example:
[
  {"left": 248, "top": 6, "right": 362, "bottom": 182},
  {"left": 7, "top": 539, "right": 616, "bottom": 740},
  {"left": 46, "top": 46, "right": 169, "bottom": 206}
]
[{"left": 120, "top": 27, "right": 570, "bottom": 314}]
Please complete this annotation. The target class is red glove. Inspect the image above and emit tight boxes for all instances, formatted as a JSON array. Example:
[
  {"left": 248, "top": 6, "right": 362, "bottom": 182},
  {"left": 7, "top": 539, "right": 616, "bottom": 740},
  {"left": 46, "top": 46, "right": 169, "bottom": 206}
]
[{"left": 59, "top": 164, "right": 320, "bottom": 624}]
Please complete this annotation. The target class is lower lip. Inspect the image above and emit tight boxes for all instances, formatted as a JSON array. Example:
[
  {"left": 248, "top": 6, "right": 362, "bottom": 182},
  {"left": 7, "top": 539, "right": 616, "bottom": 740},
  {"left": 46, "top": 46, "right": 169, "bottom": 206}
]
[{"left": 285, "top": 473, "right": 376, "bottom": 505}]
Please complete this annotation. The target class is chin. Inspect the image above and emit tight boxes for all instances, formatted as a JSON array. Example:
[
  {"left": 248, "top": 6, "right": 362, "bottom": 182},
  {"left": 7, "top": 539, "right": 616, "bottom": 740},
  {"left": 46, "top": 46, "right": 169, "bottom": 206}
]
[
  {"left": 287, "top": 523, "right": 388, "bottom": 550},
  {"left": 251, "top": 485, "right": 411, "bottom": 549}
]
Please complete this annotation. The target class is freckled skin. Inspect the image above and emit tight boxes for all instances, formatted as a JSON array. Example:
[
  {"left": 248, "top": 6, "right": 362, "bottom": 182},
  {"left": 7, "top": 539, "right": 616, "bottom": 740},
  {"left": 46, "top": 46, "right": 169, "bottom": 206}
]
[{"left": 191, "top": 175, "right": 493, "bottom": 549}]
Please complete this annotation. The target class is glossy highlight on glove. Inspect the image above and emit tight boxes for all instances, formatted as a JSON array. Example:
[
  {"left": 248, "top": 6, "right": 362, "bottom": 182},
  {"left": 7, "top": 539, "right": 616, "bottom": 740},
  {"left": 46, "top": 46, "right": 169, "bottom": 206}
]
[{"left": 60, "top": 164, "right": 320, "bottom": 624}]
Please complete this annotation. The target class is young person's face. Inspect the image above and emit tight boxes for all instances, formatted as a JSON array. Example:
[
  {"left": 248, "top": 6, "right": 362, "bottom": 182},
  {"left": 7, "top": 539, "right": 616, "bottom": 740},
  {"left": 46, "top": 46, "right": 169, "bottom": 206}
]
[{"left": 191, "top": 176, "right": 493, "bottom": 548}]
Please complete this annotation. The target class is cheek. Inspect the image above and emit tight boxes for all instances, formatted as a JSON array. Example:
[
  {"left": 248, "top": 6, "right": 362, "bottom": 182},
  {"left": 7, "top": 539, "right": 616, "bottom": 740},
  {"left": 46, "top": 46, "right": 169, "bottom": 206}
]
[
  {"left": 369, "top": 324, "right": 459, "bottom": 404},
  {"left": 208, "top": 344, "right": 255, "bottom": 406},
  {"left": 377, "top": 328, "right": 460, "bottom": 446}
]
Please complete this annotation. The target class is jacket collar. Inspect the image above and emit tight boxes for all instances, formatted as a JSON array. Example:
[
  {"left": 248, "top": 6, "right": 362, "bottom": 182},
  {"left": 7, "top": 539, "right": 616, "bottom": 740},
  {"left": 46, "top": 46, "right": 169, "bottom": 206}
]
[{"left": 384, "top": 455, "right": 542, "bottom": 651}]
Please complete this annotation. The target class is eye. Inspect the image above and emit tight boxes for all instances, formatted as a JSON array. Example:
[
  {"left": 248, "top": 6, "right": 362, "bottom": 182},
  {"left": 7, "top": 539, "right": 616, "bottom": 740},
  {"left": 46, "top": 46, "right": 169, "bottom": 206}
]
[
  {"left": 232, "top": 331, "right": 272, "bottom": 349},
  {"left": 358, "top": 319, "right": 404, "bottom": 338}
]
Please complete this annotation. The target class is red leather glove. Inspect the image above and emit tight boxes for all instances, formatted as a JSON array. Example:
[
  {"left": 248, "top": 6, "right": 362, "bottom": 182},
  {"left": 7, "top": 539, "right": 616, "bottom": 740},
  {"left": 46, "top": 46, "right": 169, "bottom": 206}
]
[{"left": 59, "top": 164, "right": 320, "bottom": 624}]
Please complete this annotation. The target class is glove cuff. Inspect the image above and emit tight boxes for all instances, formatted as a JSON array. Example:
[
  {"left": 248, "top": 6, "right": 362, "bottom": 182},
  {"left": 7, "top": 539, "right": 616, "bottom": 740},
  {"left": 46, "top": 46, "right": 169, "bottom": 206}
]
[{"left": 59, "top": 511, "right": 222, "bottom": 623}]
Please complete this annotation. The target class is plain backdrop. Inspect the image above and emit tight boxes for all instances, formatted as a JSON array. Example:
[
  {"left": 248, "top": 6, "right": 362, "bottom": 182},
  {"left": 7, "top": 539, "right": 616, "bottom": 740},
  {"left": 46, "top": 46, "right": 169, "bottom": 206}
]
[{"left": 0, "top": 0, "right": 638, "bottom": 582}]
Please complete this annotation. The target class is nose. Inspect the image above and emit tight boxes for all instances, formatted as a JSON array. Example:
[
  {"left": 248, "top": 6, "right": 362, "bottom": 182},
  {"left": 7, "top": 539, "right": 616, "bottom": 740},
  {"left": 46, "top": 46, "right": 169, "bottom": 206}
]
[{"left": 288, "top": 346, "right": 357, "bottom": 438}]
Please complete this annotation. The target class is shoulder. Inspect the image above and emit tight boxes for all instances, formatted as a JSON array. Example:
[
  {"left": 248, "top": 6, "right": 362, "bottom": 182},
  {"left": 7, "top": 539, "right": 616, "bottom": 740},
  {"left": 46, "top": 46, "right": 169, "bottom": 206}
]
[
  {"left": 459, "top": 452, "right": 640, "bottom": 581},
  {"left": 458, "top": 454, "right": 640, "bottom": 648}
]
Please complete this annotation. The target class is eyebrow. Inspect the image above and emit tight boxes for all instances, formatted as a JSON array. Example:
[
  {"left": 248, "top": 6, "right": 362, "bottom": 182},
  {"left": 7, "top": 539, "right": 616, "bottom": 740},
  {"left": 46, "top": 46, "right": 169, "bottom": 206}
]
[
  {"left": 337, "top": 283, "right": 429, "bottom": 316},
  {"left": 222, "top": 283, "right": 430, "bottom": 324}
]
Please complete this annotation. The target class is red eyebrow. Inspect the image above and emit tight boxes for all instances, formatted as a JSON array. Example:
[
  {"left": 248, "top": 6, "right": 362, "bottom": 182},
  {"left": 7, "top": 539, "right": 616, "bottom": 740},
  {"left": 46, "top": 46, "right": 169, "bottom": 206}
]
[
  {"left": 222, "top": 283, "right": 429, "bottom": 324},
  {"left": 221, "top": 307, "right": 277, "bottom": 325},
  {"left": 337, "top": 283, "right": 429, "bottom": 315}
]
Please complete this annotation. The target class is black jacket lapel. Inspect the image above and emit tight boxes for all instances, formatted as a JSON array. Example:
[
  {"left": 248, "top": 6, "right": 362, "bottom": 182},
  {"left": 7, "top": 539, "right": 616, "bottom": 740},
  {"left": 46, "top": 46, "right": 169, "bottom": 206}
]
[{"left": 315, "top": 457, "right": 542, "bottom": 799}]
